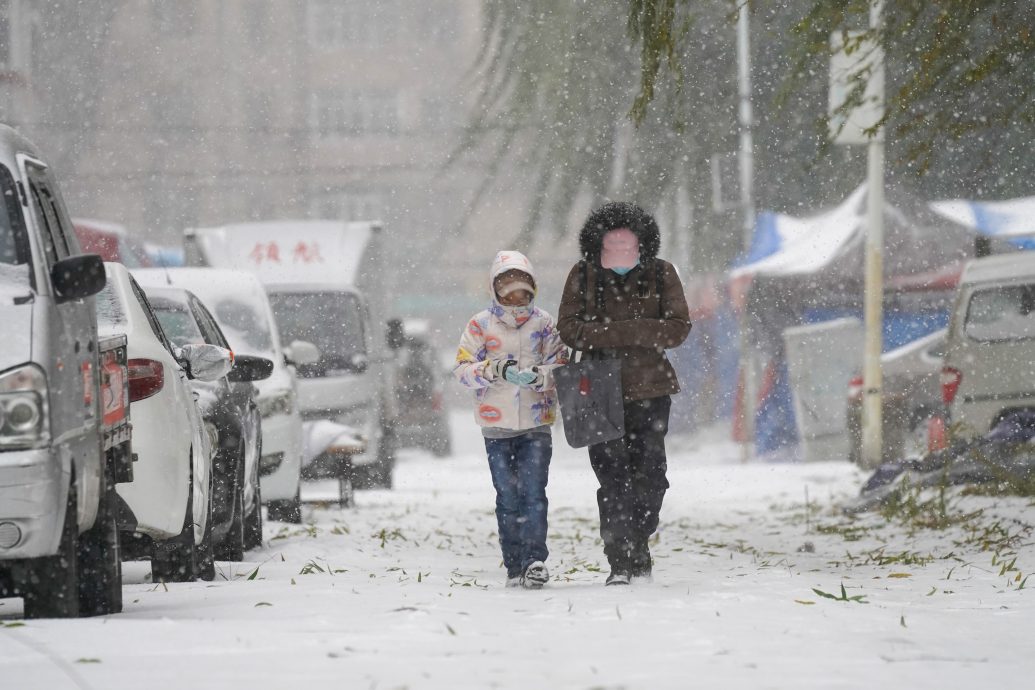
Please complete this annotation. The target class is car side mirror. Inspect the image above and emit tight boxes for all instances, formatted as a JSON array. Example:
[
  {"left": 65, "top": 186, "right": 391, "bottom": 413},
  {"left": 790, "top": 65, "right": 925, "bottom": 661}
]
[
  {"left": 227, "top": 354, "right": 274, "bottom": 382},
  {"left": 176, "top": 343, "right": 234, "bottom": 382},
  {"left": 283, "top": 339, "right": 320, "bottom": 366},
  {"left": 52, "top": 254, "right": 105, "bottom": 303}
]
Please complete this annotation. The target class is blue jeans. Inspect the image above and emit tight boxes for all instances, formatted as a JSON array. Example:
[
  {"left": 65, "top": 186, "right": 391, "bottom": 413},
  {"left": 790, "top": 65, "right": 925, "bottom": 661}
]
[{"left": 484, "top": 433, "right": 551, "bottom": 577}]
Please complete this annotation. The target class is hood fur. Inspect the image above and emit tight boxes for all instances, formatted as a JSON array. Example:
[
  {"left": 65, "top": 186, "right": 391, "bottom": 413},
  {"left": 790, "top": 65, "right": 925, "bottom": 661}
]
[{"left": 578, "top": 202, "right": 660, "bottom": 263}]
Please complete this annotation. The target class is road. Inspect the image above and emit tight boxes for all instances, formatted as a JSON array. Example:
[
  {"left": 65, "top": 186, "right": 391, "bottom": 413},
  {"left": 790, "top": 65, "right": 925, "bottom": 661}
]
[{"left": 2, "top": 412, "right": 1034, "bottom": 689}]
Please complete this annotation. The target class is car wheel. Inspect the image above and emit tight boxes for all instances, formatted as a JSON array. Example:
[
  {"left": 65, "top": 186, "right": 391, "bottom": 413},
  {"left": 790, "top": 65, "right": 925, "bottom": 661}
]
[
  {"left": 151, "top": 462, "right": 197, "bottom": 584},
  {"left": 76, "top": 458, "right": 123, "bottom": 616},
  {"left": 266, "top": 486, "right": 302, "bottom": 524},
  {"left": 22, "top": 481, "right": 80, "bottom": 619},
  {"left": 215, "top": 443, "right": 246, "bottom": 562}
]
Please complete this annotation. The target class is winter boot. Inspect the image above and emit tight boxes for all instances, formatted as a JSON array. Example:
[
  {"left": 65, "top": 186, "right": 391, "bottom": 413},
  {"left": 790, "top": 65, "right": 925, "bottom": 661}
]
[
  {"left": 506, "top": 575, "right": 522, "bottom": 588},
  {"left": 630, "top": 568, "right": 653, "bottom": 584},
  {"left": 521, "top": 561, "right": 549, "bottom": 589},
  {"left": 605, "top": 571, "right": 631, "bottom": 586}
]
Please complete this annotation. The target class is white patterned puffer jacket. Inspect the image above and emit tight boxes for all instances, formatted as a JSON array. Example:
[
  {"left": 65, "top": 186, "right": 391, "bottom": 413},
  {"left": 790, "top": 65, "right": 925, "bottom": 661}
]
[{"left": 453, "top": 250, "right": 568, "bottom": 430}]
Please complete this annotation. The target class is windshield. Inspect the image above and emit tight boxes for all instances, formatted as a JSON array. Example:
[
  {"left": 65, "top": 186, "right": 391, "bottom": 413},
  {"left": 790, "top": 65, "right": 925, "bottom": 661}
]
[
  {"left": 268, "top": 291, "right": 366, "bottom": 376},
  {"left": 150, "top": 297, "right": 205, "bottom": 347},
  {"left": 965, "top": 284, "right": 1035, "bottom": 342},
  {"left": 209, "top": 296, "right": 275, "bottom": 356}
]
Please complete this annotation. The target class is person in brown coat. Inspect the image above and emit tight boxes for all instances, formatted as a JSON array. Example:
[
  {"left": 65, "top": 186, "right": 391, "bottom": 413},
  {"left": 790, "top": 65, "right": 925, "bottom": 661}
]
[{"left": 557, "top": 201, "right": 691, "bottom": 586}]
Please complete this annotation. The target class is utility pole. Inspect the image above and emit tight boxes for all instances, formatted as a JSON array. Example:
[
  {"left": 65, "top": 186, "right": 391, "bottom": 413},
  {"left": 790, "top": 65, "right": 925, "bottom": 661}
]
[
  {"left": 860, "top": 0, "right": 886, "bottom": 469},
  {"left": 736, "top": 1, "right": 756, "bottom": 462}
]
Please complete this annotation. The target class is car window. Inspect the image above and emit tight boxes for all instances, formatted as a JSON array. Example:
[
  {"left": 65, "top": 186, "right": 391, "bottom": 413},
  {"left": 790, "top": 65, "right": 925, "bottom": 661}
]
[
  {"left": 965, "top": 285, "right": 1035, "bottom": 342},
  {"left": 129, "top": 276, "right": 175, "bottom": 353},
  {"left": 210, "top": 296, "right": 275, "bottom": 355},
  {"left": 267, "top": 291, "right": 366, "bottom": 370},
  {"left": 188, "top": 295, "right": 231, "bottom": 349},
  {"left": 149, "top": 296, "right": 205, "bottom": 347},
  {"left": 0, "top": 164, "right": 28, "bottom": 269},
  {"left": 25, "top": 166, "right": 72, "bottom": 262}
]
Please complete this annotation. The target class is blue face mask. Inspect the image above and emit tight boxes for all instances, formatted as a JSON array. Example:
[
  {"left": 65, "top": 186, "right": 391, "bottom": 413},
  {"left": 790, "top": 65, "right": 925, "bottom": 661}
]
[{"left": 611, "top": 264, "right": 637, "bottom": 276}]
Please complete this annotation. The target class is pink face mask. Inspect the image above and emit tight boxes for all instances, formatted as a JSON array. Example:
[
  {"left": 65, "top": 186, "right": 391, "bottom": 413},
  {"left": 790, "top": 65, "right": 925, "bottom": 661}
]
[{"left": 600, "top": 228, "right": 640, "bottom": 270}]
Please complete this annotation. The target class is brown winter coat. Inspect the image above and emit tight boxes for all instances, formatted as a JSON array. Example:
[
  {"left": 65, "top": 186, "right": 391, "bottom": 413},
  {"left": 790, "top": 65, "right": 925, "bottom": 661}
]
[{"left": 558, "top": 211, "right": 691, "bottom": 401}]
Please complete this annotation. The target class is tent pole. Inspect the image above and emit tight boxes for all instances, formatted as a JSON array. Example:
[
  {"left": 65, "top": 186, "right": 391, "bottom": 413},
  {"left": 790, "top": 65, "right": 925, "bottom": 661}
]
[{"left": 861, "top": 0, "right": 885, "bottom": 469}]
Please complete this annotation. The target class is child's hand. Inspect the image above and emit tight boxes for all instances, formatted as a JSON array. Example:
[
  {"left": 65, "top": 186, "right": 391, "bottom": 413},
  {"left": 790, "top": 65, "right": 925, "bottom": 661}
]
[
  {"left": 507, "top": 367, "right": 542, "bottom": 387},
  {"left": 489, "top": 359, "right": 517, "bottom": 381}
]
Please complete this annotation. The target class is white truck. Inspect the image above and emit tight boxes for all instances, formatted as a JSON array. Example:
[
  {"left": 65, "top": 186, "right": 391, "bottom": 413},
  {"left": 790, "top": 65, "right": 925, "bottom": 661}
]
[
  {"left": 0, "top": 125, "right": 132, "bottom": 618},
  {"left": 184, "top": 221, "right": 400, "bottom": 487}
]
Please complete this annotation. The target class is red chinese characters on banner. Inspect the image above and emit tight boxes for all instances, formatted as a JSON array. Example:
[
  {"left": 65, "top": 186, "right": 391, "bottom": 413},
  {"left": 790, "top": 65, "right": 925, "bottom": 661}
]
[
  {"left": 249, "top": 242, "right": 282, "bottom": 264},
  {"left": 248, "top": 241, "right": 324, "bottom": 265},
  {"left": 292, "top": 241, "right": 324, "bottom": 264}
]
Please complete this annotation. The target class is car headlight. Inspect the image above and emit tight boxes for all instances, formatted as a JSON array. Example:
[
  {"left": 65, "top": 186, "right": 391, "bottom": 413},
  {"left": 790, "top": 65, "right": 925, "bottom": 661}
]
[
  {"left": 0, "top": 364, "right": 50, "bottom": 450},
  {"left": 257, "top": 390, "right": 294, "bottom": 419}
]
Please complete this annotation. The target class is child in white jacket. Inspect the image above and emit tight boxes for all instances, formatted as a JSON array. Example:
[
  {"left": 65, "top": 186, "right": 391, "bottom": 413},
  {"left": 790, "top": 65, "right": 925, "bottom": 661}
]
[{"left": 453, "top": 250, "right": 568, "bottom": 588}]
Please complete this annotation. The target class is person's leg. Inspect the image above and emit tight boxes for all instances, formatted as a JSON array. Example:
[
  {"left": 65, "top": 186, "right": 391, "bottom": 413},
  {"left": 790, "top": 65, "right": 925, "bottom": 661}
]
[
  {"left": 484, "top": 437, "right": 523, "bottom": 578},
  {"left": 625, "top": 396, "right": 672, "bottom": 576},
  {"left": 589, "top": 423, "right": 638, "bottom": 575},
  {"left": 514, "top": 432, "right": 551, "bottom": 572}
]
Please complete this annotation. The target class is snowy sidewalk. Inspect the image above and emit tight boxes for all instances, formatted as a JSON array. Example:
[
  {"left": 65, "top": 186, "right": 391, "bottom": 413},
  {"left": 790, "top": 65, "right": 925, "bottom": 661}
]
[{"left": 2, "top": 414, "right": 1034, "bottom": 689}]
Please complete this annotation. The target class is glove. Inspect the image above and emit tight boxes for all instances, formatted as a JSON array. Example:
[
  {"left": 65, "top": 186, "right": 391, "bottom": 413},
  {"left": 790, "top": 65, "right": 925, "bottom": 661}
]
[
  {"left": 489, "top": 359, "right": 516, "bottom": 381},
  {"left": 509, "top": 367, "right": 542, "bottom": 388}
]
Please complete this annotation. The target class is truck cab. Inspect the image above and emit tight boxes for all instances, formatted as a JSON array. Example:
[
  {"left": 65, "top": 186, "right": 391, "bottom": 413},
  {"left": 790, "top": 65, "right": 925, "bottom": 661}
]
[{"left": 0, "top": 124, "right": 129, "bottom": 618}]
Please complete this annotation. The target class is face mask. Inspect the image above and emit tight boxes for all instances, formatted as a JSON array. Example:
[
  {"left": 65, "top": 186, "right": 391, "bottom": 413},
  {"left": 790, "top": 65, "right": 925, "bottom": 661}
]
[
  {"left": 502, "top": 303, "right": 532, "bottom": 324},
  {"left": 611, "top": 264, "right": 637, "bottom": 276}
]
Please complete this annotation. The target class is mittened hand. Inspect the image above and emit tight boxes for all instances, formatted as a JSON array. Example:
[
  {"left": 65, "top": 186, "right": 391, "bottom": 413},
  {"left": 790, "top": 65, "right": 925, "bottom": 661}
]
[
  {"left": 509, "top": 368, "right": 541, "bottom": 387},
  {"left": 490, "top": 359, "right": 517, "bottom": 381}
]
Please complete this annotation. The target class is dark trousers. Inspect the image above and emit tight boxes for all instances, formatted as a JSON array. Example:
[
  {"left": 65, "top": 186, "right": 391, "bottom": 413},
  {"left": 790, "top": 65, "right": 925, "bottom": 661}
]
[
  {"left": 484, "top": 433, "right": 552, "bottom": 578},
  {"left": 588, "top": 395, "right": 671, "bottom": 574}
]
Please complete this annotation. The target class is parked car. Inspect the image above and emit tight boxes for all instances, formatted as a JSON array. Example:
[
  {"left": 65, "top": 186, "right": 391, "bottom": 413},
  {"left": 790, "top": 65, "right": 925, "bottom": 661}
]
[
  {"left": 184, "top": 220, "right": 401, "bottom": 489},
  {"left": 73, "top": 218, "right": 153, "bottom": 268},
  {"left": 97, "top": 263, "right": 232, "bottom": 582},
  {"left": 134, "top": 268, "right": 311, "bottom": 523},
  {"left": 846, "top": 329, "right": 946, "bottom": 467},
  {"left": 0, "top": 124, "right": 132, "bottom": 619},
  {"left": 140, "top": 285, "right": 273, "bottom": 558},
  {"left": 394, "top": 319, "right": 451, "bottom": 457},
  {"left": 942, "top": 252, "right": 1035, "bottom": 438}
]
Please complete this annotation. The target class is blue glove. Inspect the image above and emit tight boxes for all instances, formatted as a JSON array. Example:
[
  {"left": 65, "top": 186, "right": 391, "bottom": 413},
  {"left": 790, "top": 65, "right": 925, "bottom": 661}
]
[{"left": 506, "top": 367, "right": 540, "bottom": 387}]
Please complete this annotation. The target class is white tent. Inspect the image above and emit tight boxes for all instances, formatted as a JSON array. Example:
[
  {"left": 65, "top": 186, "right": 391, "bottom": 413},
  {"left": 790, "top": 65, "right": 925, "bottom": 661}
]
[
  {"left": 930, "top": 197, "right": 1035, "bottom": 239},
  {"left": 730, "top": 186, "right": 866, "bottom": 278}
]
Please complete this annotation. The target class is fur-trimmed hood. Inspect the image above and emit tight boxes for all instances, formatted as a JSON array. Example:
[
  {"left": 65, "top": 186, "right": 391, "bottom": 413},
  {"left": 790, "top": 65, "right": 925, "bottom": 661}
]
[{"left": 578, "top": 202, "right": 661, "bottom": 264}]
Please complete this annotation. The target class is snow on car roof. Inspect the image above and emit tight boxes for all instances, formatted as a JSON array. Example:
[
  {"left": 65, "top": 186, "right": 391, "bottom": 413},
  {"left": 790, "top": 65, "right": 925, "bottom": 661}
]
[
  {"left": 133, "top": 267, "right": 281, "bottom": 356},
  {"left": 961, "top": 251, "right": 1035, "bottom": 286}
]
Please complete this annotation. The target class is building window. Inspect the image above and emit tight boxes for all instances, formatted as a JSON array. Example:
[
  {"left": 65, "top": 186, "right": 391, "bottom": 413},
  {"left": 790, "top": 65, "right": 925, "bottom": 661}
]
[
  {"left": 153, "top": 1, "right": 195, "bottom": 37},
  {"left": 310, "top": 89, "right": 399, "bottom": 136},
  {"left": 307, "top": 0, "right": 399, "bottom": 49}
]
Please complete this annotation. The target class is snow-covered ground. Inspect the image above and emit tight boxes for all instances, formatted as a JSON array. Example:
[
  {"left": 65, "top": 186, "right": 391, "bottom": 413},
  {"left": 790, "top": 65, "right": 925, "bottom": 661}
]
[{"left": 3, "top": 412, "right": 1034, "bottom": 689}]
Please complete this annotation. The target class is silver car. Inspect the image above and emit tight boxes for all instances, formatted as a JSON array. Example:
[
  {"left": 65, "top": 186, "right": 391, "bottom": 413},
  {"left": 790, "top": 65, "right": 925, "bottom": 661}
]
[{"left": 943, "top": 252, "right": 1035, "bottom": 438}]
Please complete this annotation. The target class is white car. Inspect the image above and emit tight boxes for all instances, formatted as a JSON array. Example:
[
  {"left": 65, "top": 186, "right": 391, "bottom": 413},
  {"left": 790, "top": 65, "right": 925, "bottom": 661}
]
[
  {"left": 134, "top": 268, "right": 312, "bottom": 523},
  {"left": 96, "top": 263, "right": 231, "bottom": 582}
]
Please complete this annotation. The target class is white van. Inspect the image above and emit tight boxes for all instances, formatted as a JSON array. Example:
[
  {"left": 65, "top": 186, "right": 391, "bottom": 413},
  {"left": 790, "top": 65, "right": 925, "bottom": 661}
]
[
  {"left": 184, "top": 221, "right": 400, "bottom": 487},
  {"left": 942, "top": 252, "right": 1035, "bottom": 437}
]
